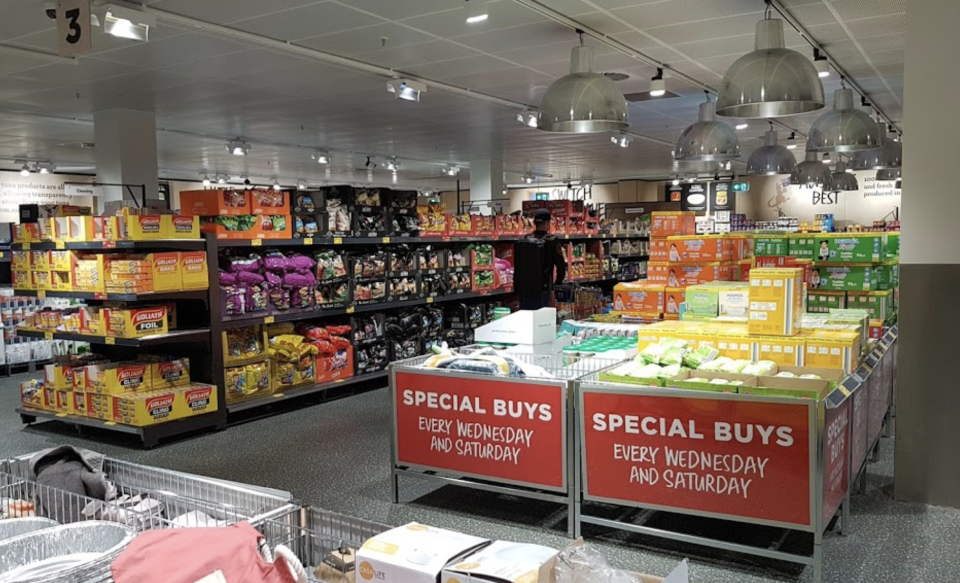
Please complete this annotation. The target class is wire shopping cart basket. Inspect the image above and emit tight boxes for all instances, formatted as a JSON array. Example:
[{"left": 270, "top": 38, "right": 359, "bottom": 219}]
[
  {"left": 5, "top": 453, "right": 297, "bottom": 529},
  {"left": 258, "top": 506, "right": 390, "bottom": 583}
]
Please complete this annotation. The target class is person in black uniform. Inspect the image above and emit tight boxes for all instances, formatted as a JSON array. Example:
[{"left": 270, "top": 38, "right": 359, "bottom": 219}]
[{"left": 519, "top": 210, "right": 567, "bottom": 310}]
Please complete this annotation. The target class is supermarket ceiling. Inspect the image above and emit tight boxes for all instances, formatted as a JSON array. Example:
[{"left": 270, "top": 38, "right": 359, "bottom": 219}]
[{"left": 0, "top": 0, "right": 905, "bottom": 189}]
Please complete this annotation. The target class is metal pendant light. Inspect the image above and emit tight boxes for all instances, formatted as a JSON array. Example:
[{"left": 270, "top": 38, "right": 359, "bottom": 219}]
[
  {"left": 538, "top": 39, "right": 628, "bottom": 133},
  {"left": 852, "top": 135, "right": 902, "bottom": 169},
  {"left": 790, "top": 151, "right": 833, "bottom": 189},
  {"left": 830, "top": 161, "right": 858, "bottom": 192},
  {"left": 807, "top": 87, "right": 880, "bottom": 152},
  {"left": 876, "top": 167, "right": 901, "bottom": 181},
  {"left": 674, "top": 94, "right": 740, "bottom": 162},
  {"left": 746, "top": 125, "right": 797, "bottom": 175},
  {"left": 716, "top": 12, "right": 825, "bottom": 118}
]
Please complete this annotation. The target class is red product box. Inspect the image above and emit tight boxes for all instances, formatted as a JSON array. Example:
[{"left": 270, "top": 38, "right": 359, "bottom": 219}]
[
  {"left": 317, "top": 346, "right": 354, "bottom": 384},
  {"left": 495, "top": 214, "right": 522, "bottom": 236},
  {"left": 472, "top": 215, "right": 495, "bottom": 237},
  {"left": 521, "top": 201, "right": 547, "bottom": 212},
  {"left": 250, "top": 190, "right": 290, "bottom": 215},
  {"left": 650, "top": 211, "right": 696, "bottom": 237},
  {"left": 180, "top": 190, "right": 251, "bottom": 216},
  {"left": 449, "top": 214, "right": 474, "bottom": 237}
]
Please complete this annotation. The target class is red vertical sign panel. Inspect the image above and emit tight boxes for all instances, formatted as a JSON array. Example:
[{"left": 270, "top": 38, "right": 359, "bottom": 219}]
[
  {"left": 823, "top": 399, "right": 851, "bottom": 525},
  {"left": 582, "top": 391, "right": 813, "bottom": 527},
  {"left": 394, "top": 371, "right": 565, "bottom": 490}
]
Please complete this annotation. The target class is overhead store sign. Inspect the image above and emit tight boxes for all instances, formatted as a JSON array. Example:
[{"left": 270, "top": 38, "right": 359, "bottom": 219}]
[
  {"left": 56, "top": 0, "right": 93, "bottom": 57},
  {"left": 679, "top": 183, "right": 708, "bottom": 212},
  {"left": 65, "top": 183, "right": 103, "bottom": 197}
]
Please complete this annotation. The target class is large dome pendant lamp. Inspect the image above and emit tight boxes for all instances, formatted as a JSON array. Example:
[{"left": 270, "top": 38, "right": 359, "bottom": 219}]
[
  {"left": 806, "top": 84, "right": 880, "bottom": 152},
  {"left": 716, "top": 5, "right": 825, "bottom": 118},
  {"left": 852, "top": 122, "right": 903, "bottom": 171},
  {"left": 746, "top": 123, "right": 797, "bottom": 175},
  {"left": 790, "top": 151, "right": 834, "bottom": 190},
  {"left": 538, "top": 33, "right": 628, "bottom": 133},
  {"left": 830, "top": 160, "right": 859, "bottom": 192},
  {"left": 674, "top": 92, "right": 740, "bottom": 162}
]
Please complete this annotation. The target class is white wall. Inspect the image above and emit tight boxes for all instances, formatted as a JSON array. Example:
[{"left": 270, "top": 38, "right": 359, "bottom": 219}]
[{"left": 0, "top": 171, "right": 96, "bottom": 223}]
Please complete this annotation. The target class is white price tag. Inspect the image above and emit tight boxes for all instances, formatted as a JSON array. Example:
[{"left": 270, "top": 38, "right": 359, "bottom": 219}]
[{"left": 56, "top": 0, "right": 93, "bottom": 57}]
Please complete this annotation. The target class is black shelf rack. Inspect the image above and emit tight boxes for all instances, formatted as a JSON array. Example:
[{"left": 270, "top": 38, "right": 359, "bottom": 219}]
[{"left": 12, "top": 230, "right": 651, "bottom": 445}]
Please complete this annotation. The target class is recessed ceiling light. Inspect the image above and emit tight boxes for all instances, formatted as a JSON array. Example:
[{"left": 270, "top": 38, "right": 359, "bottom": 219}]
[
  {"left": 386, "top": 158, "right": 400, "bottom": 172},
  {"left": 226, "top": 139, "right": 249, "bottom": 156},
  {"left": 671, "top": 176, "right": 679, "bottom": 186},
  {"left": 687, "top": 177, "right": 695, "bottom": 183},
  {"left": 217, "top": 175, "right": 226, "bottom": 185},
  {"left": 735, "top": 123, "right": 749, "bottom": 130},
  {"left": 523, "top": 173, "right": 535, "bottom": 184},
  {"left": 444, "top": 166, "right": 460, "bottom": 176},
  {"left": 465, "top": 0, "right": 488, "bottom": 23},
  {"left": 312, "top": 151, "right": 330, "bottom": 164},
  {"left": 37, "top": 163, "right": 52, "bottom": 175},
  {"left": 297, "top": 180, "right": 307, "bottom": 190},
  {"left": 387, "top": 79, "right": 426, "bottom": 102},
  {"left": 649, "top": 68, "right": 665, "bottom": 97}
]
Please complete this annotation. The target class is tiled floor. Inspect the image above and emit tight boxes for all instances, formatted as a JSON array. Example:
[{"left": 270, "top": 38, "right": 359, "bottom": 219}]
[{"left": 1, "top": 374, "right": 954, "bottom": 582}]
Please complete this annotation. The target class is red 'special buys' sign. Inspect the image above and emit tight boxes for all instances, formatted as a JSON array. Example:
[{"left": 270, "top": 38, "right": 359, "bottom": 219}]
[
  {"left": 822, "top": 399, "right": 850, "bottom": 526},
  {"left": 582, "top": 391, "right": 813, "bottom": 527},
  {"left": 394, "top": 371, "right": 565, "bottom": 490}
]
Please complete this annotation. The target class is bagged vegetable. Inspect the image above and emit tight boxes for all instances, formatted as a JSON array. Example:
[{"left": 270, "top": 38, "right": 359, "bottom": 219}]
[
  {"left": 660, "top": 345, "right": 687, "bottom": 366},
  {"left": 719, "top": 359, "right": 750, "bottom": 374},
  {"left": 698, "top": 356, "right": 733, "bottom": 372},
  {"left": 742, "top": 360, "right": 777, "bottom": 376},
  {"left": 656, "top": 364, "right": 683, "bottom": 379},
  {"left": 683, "top": 346, "right": 719, "bottom": 369}
]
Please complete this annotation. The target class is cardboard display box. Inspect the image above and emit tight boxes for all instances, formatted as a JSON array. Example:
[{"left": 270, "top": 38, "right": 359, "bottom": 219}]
[
  {"left": 754, "top": 235, "right": 789, "bottom": 257},
  {"left": 741, "top": 376, "right": 833, "bottom": 401},
  {"left": 357, "top": 523, "right": 487, "bottom": 583},
  {"left": 764, "top": 365, "right": 846, "bottom": 388},
  {"left": 813, "top": 233, "right": 885, "bottom": 263},
  {"left": 788, "top": 234, "right": 817, "bottom": 259},
  {"left": 96, "top": 383, "right": 218, "bottom": 426},
  {"left": 748, "top": 267, "right": 804, "bottom": 336},
  {"left": 666, "top": 371, "right": 759, "bottom": 393},
  {"left": 648, "top": 262, "right": 731, "bottom": 287},
  {"left": 180, "top": 190, "right": 251, "bottom": 215},
  {"left": 806, "top": 291, "right": 847, "bottom": 313},
  {"left": 846, "top": 290, "right": 894, "bottom": 321},
  {"left": 810, "top": 265, "right": 875, "bottom": 292},
  {"left": 650, "top": 211, "right": 695, "bottom": 237},
  {"left": 753, "top": 335, "right": 805, "bottom": 366},
  {"left": 613, "top": 282, "right": 664, "bottom": 314},
  {"left": 801, "top": 330, "right": 861, "bottom": 374},
  {"left": 664, "top": 235, "right": 733, "bottom": 262},
  {"left": 685, "top": 282, "right": 749, "bottom": 318},
  {"left": 440, "top": 540, "right": 557, "bottom": 583}
]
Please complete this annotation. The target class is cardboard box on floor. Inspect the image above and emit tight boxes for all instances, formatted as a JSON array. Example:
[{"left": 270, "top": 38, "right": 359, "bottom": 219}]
[{"left": 541, "top": 539, "right": 689, "bottom": 583}]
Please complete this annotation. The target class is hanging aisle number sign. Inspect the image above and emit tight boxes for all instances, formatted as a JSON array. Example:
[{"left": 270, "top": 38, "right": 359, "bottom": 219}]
[{"left": 56, "top": 0, "right": 93, "bottom": 57}]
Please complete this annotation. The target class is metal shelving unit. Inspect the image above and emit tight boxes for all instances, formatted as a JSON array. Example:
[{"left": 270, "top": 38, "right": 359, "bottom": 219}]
[
  {"left": 227, "top": 370, "right": 389, "bottom": 413},
  {"left": 15, "top": 327, "right": 211, "bottom": 347},
  {"left": 13, "top": 289, "right": 209, "bottom": 302},
  {"left": 11, "top": 239, "right": 206, "bottom": 251}
]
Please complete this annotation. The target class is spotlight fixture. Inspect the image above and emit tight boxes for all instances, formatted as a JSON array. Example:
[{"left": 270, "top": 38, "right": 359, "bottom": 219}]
[
  {"left": 674, "top": 93, "right": 740, "bottom": 162},
  {"left": 19, "top": 163, "right": 30, "bottom": 177},
  {"left": 814, "top": 48, "right": 830, "bottom": 78},
  {"left": 672, "top": 176, "right": 679, "bottom": 186},
  {"left": 243, "top": 177, "right": 252, "bottom": 191},
  {"left": 387, "top": 79, "right": 426, "bottom": 102},
  {"left": 611, "top": 134, "right": 630, "bottom": 148},
  {"left": 724, "top": 161, "right": 732, "bottom": 171},
  {"left": 523, "top": 173, "right": 535, "bottom": 184},
  {"left": 786, "top": 131, "right": 797, "bottom": 149},
  {"left": 649, "top": 68, "right": 666, "bottom": 97},
  {"left": 538, "top": 38, "right": 628, "bottom": 133},
  {"left": 687, "top": 177, "right": 695, "bottom": 183},
  {"left": 713, "top": 172, "right": 720, "bottom": 181},
  {"left": 226, "top": 139, "right": 249, "bottom": 156},
  {"left": 516, "top": 110, "right": 539, "bottom": 128},
  {"left": 272, "top": 180, "right": 282, "bottom": 191},
  {"left": 99, "top": 4, "right": 155, "bottom": 42},
  {"left": 297, "top": 180, "right": 307, "bottom": 190},
  {"left": 735, "top": 123, "right": 748, "bottom": 130},
  {"left": 217, "top": 175, "right": 227, "bottom": 185},
  {"left": 822, "top": 152, "right": 831, "bottom": 163},
  {"left": 386, "top": 158, "right": 400, "bottom": 172},
  {"left": 202, "top": 174, "right": 211, "bottom": 187},
  {"left": 312, "top": 151, "right": 330, "bottom": 164},
  {"left": 806, "top": 87, "right": 880, "bottom": 152},
  {"left": 444, "top": 166, "right": 460, "bottom": 177},
  {"left": 717, "top": 15, "right": 825, "bottom": 118},
  {"left": 465, "top": 0, "right": 488, "bottom": 24},
  {"left": 36, "top": 163, "right": 53, "bottom": 175}
]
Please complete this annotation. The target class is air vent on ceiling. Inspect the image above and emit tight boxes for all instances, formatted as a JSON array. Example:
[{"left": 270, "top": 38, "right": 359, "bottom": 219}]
[
  {"left": 624, "top": 91, "right": 682, "bottom": 102},
  {"left": 603, "top": 72, "right": 630, "bottom": 82}
]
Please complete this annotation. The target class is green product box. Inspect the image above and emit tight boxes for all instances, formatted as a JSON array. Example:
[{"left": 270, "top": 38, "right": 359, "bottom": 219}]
[
  {"left": 665, "top": 371, "right": 758, "bottom": 393},
  {"left": 886, "top": 232, "right": 900, "bottom": 258},
  {"left": 811, "top": 265, "right": 875, "bottom": 292},
  {"left": 685, "top": 287, "right": 719, "bottom": 317},
  {"left": 806, "top": 291, "right": 846, "bottom": 313},
  {"left": 814, "top": 234, "right": 885, "bottom": 263},
  {"left": 846, "top": 291, "right": 894, "bottom": 321},
  {"left": 754, "top": 236, "right": 790, "bottom": 257},
  {"left": 597, "top": 371, "right": 664, "bottom": 387},
  {"left": 740, "top": 377, "right": 833, "bottom": 401},
  {"left": 789, "top": 235, "right": 817, "bottom": 259},
  {"left": 874, "top": 264, "right": 891, "bottom": 291}
]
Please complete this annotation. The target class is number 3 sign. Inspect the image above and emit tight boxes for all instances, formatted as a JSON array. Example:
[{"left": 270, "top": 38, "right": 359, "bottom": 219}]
[{"left": 56, "top": 0, "right": 93, "bottom": 57}]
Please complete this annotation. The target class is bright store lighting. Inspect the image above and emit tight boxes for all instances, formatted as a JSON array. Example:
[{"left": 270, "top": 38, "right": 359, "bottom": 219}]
[
  {"left": 814, "top": 48, "right": 830, "bottom": 78},
  {"left": 735, "top": 123, "right": 749, "bottom": 130},
  {"left": 649, "top": 68, "right": 666, "bottom": 97},
  {"left": 687, "top": 177, "right": 695, "bottom": 183},
  {"left": 297, "top": 180, "right": 307, "bottom": 190},
  {"left": 523, "top": 173, "right": 535, "bottom": 184},
  {"left": 786, "top": 131, "right": 798, "bottom": 149},
  {"left": 101, "top": 5, "right": 155, "bottom": 42},
  {"left": 517, "top": 110, "right": 539, "bottom": 128},
  {"left": 671, "top": 176, "right": 679, "bottom": 186},
  {"left": 226, "top": 140, "right": 249, "bottom": 156},
  {"left": 465, "top": 0, "right": 488, "bottom": 23},
  {"left": 202, "top": 174, "right": 211, "bottom": 187},
  {"left": 312, "top": 151, "right": 331, "bottom": 164},
  {"left": 272, "top": 181, "right": 282, "bottom": 191},
  {"left": 387, "top": 79, "right": 426, "bottom": 102},
  {"left": 444, "top": 166, "right": 460, "bottom": 177},
  {"left": 217, "top": 175, "right": 226, "bottom": 185},
  {"left": 19, "top": 164, "right": 30, "bottom": 177},
  {"left": 386, "top": 158, "right": 400, "bottom": 172},
  {"left": 611, "top": 134, "right": 630, "bottom": 148}
]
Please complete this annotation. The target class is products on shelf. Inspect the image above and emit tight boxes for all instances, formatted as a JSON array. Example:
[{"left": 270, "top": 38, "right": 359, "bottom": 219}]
[
  {"left": 388, "top": 276, "right": 418, "bottom": 301},
  {"left": 314, "top": 249, "right": 348, "bottom": 281}
]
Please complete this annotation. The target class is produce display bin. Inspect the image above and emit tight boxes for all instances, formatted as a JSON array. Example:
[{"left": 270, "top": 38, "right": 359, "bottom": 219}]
[
  {"left": 389, "top": 348, "right": 623, "bottom": 536},
  {"left": 575, "top": 370, "right": 855, "bottom": 583}
]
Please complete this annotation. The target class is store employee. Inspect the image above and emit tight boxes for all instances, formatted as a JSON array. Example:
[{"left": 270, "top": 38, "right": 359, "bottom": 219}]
[{"left": 519, "top": 210, "right": 567, "bottom": 310}]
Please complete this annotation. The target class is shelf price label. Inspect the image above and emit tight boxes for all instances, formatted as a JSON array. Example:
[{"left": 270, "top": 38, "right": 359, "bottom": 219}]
[
  {"left": 43, "top": 331, "right": 53, "bottom": 340},
  {"left": 55, "top": 241, "right": 65, "bottom": 250},
  {"left": 303, "top": 238, "right": 313, "bottom": 246},
  {"left": 22, "top": 243, "right": 30, "bottom": 250},
  {"left": 333, "top": 237, "right": 343, "bottom": 245},
  {"left": 382, "top": 237, "right": 391, "bottom": 244},
  {"left": 105, "top": 337, "right": 116, "bottom": 345},
  {"left": 426, "top": 297, "right": 434, "bottom": 304},
  {"left": 251, "top": 239, "right": 263, "bottom": 247},
  {"left": 263, "top": 316, "right": 275, "bottom": 324},
  {"left": 93, "top": 292, "right": 106, "bottom": 300},
  {"left": 346, "top": 307, "right": 355, "bottom": 314},
  {"left": 36, "top": 290, "right": 46, "bottom": 299},
  {"left": 273, "top": 393, "right": 284, "bottom": 399}
]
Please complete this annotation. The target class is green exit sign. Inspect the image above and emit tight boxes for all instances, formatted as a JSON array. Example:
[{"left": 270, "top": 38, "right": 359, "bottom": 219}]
[
  {"left": 732, "top": 182, "right": 750, "bottom": 192},
  {"left": 534, "top": 192, "right": 549, "bottom": 201}
]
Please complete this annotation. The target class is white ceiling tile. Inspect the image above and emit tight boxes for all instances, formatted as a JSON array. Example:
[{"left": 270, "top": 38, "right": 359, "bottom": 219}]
[
  {"left": 405, "top": 54, "right": 519, "bottom": 80},
  {"left": 8, "top": 58, "right": 144, "bottom": 87},
  {"left": 0, "top": 53, "right": 54, "bottom": 76},
  {"left": 232, "top": 2, "right": 383, "bottom": 41},
  {"left": 612, "top": 0, "right": 761, "bottom": 30},
  {"left": 160, "top": 48, "right": 312, "bottom": 79},
  {"left": 833, "top": 0, "right": 906, "bottom": 22},
  {"left": 298, "top": 22, "right": 435, "bottom": 55},
  {"left": 844, "top": 13, "right": 907, "bottom": 40},
  {"left": 149, "top": 0, "right": 330, "bottom": 25},
  {"left": 94, "top": 32, "right": 252, "bottom": 68},
  {"left": 333, "top": 0, "right": 464, "bottom": 21},
  {"left": 646, "top": 13, "right": 762, "bottom": 42},
  {"left": 450, "top": 21, "right": 576, "bottom": 53},
  {"left": 573, "top": 12, "right": 634, "bottom": 35},
  {"left": 353, "top": 40, "right": 482, "bottom": 68},
  {"left": 608, "top": 31, "right": 677, "bottom": 51},
  {"left": 0, "top": 0, "right": 60, "bottom": 41},
  {"left": 670, "top": 34, "right": 754, "bottom": 60},
  {"left": 787, "top": 3, "right": 839, "bottom": 27},
  {"left": 399, "top": 1, "right": 547, "bottom": 38}
]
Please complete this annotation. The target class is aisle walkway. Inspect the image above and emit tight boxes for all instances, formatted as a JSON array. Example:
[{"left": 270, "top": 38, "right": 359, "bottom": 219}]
[{"left": 0, "top": 375, "right": 951, "bottom": 582}]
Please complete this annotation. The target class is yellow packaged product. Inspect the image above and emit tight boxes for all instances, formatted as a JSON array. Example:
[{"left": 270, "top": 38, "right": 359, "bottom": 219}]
[
  {"left": 802, "top": 330, "right": 860, "bottom": 374},
  {"left": 753, "top": 335, "right": 806, "bottom": 367},
  {"left": 748, "top": 267, "right": 803, "bottom": 336},
  {"left": 105, "top": 306, "right": 168, "bottom": 338},
  {"left": 84, "top": 362, "right": 152, "bottom": 394},
  {"left": 30, "top": 251, "right": 50, "bottom": 271}
]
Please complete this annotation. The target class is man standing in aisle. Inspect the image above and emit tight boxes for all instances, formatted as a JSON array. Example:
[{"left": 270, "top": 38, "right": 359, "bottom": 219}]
[{"left": 518, "top": 210, "right": 566, "bottom": 310}]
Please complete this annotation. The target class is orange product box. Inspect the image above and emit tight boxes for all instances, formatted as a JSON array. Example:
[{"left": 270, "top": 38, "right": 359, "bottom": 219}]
[
  {"left": 649, "top": 238, "right": 670, "bottom": 262},
  {"left": 200, "top": 215, "right": 292, "bottom": 240},
  {"left": 613, "top": 282, "right": 664, "bottom": 314},
  {"left": 93, "top": 216, "right": 119, "bottom": 241},
  {"left": 650, "top": 211, "right": 695, "bottom": 237},
  {"left": 648, "top": 262, "right": 731, "bottom": 287},
  {"left": 83, "top": 361, "right": 152, "bottom": 394},
  {"left": 664, "top": 287, "right": 686, "bottom": 316},
  {"left": 665, "top": 235, "right": 733, "bottom": 262},
  {"left": 105, "top": 306, "right": 168, "bottom": 338},
  {"left": 250, "top": 190, "right": 289, "bottom": 215},
  {"left": 316, "top": 346, "right": 354, "bottom": 384},
  {"left": 169, "top": 215, "right": 200, "bottom": 239},
  {"left": 180, "top": 189, "right": 251, "bottom": 216},
  {"left": 180, "top": 251, "right": 209, "bottom": 289},
  {"left": 106, "top": 253, "right": 182, "bottom": 292}
]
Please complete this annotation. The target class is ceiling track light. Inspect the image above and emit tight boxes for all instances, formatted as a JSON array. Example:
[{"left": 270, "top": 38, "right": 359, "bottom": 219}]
[
  {"left": 217, "top": 175, "right": 227, "bottom": 185},
  {"left": 272, "top": 180, "right": 282, "bottom": 192},
  {"left": 444, "top": 166, "right": 460, "bottom": 177},
  {"left": 807, "top": 86, "right": 880, "bottom": 152},
  {"left": 35, "top": 162, "right": 54, "bottom": 175},
  {"left": 717, "top": 14, "right": 825, "bottom": 118},
  {"left": 517, "top": 110, "right": 538, "bottom": 128},
  {"left": 19, "top": 163, "right": 31, "bottom": 177},
  {"left": 465, "top": 0, "right": 488, "bottom": 24},
  {"left": 687, "top": 177, "right": 695, "bottom": 183},
  {"left": 786, "top": 131, "right": 797, "bottom": 149},
  {"left": 386, "top": 158, "right": 400, "bottom": 172},
  {"left": 674, "top": 92, "right": 741, "bottom": 162},
  {"left": 649, "top": 67, "right": 666, "bottom": 97},
  {"left": 814, "top": 47, "right": 830, "bottom": 78},
  {"left": 611, "top": 134, "right": 630, "bottom": 148},
  {"left": 201, "top": 174, "right": 211, "bottom": 187},
  {"left": 538, "top": 37, "right": 628, "bottom": 133},
  {"left": 312, "top": 151, "right": 330, "bottom": 164},
  {"left": 671, "top": 176, "right": 680, "bottom": 186},
  {"left": 522, "top": 172, "right": 536, "bottom": 184},
  {"left": 387, "top": 79, "right": 426, "bottom": 102},
  {"left": 99, "top": 4, "right": 155, "bottom": 42},
  {"left": 226, "top": 139, "right": 249, "bottom": 156},
  {"left": 297, "top": 180, "right": 307, "bottom": 190}
]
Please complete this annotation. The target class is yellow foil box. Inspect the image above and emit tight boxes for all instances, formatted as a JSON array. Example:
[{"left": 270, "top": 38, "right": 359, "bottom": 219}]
[
  {"left": 83, "top": 362, "right": 152, "bottom": 394},
  {"left": 109, "top": 383, "right": 218, "bottom": 426},
  {"left": 120, "top": 214, "right": 166, "bottom": 240},
  {"left": 105, "top": 306, "right": 168, "bottom": 338},
  {"left": 168, "top": 215, "right": 200, "bottom": 239},
  {"left": 143, "top": 357, "right": 191, "bottom": 388}
]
